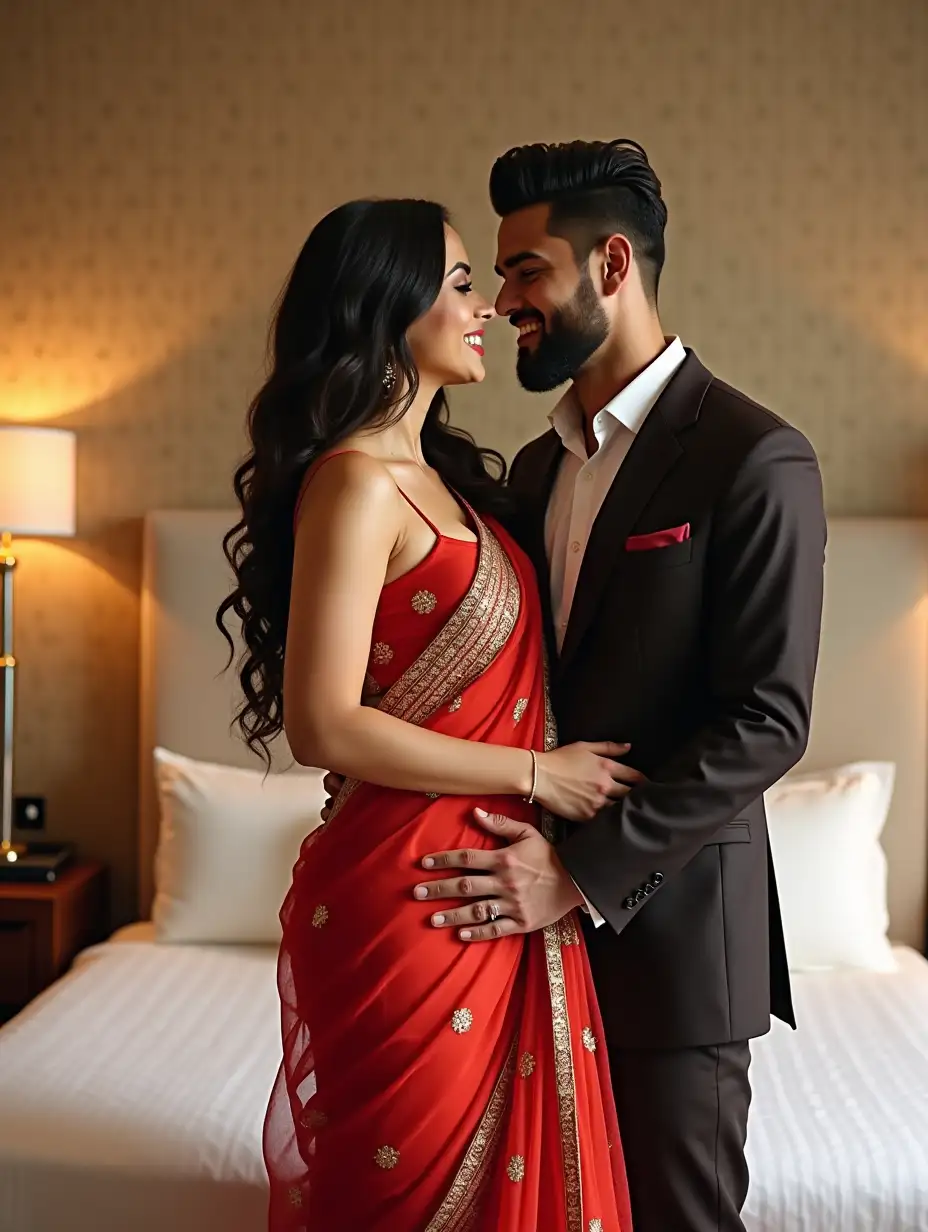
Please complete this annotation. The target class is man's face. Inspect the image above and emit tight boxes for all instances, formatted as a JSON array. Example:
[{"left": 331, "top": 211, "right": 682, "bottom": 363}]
[{"left": 494, "top": 204, "right": 609, "bottom": 393}]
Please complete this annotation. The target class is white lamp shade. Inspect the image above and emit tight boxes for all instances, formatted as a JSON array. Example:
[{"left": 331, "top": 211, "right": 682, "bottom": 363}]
[{"left": 0, "top": 426, "right": 76, "bottom": 536}]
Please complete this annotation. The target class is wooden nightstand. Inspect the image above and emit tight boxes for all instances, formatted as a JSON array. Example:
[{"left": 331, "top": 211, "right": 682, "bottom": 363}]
[{"left": 0, "top": 862, "right": 107, "bottom": 1021}]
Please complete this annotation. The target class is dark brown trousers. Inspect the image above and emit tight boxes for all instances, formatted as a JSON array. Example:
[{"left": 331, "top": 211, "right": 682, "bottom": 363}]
[{"left": 608, "top": 1041, "right": 753, "bottom": 1232}]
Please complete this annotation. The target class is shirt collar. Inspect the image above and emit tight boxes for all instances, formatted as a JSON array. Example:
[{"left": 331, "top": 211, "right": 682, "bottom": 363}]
[{"left": 549, "top": 336, "right": 687, "bottom": 460}]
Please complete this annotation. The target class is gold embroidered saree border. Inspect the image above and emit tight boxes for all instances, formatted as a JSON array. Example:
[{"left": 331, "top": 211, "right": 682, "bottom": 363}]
[
  {"left": 540, "top": 893, "right": 584, "bottom": 1232},
  {"left": 540, "top": 676, "right": 584, "bottom": 1232},
  {"left": 326, "top": 507, "right": 521, "bottom": 823},
  {"left": 424, "top": 1042, "right": 517, "bottom": 1232}
]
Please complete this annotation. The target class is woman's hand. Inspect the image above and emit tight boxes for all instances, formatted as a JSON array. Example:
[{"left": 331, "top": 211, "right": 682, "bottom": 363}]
[
  {"left": 533, "top": 741, "right": 645, "bottom": 821},
  {"left": 320, "top": 771, "right": 344, "bottom": 822}
]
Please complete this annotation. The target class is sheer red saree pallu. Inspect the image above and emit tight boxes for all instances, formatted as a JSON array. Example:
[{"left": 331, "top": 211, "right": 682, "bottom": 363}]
[{"left": 264, "top": 509, "right": 632, "bottom": 1232}]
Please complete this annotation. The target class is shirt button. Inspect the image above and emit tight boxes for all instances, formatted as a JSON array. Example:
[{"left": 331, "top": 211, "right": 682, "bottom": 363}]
[
  {"left": 571, "top": 541, "right": 581, "bottom": 553},
  {"left": 584, "top": 472, "right": 593, "bottom": 482}
]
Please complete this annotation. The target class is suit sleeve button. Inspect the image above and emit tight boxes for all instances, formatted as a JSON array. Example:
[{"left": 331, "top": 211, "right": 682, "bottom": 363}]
[{"left": 623, "top": 896, "right": 636, "bottom": 910}]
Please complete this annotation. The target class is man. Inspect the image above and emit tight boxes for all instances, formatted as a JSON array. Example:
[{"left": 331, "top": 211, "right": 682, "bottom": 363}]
[{"left": 413, "top": 140, "right": 826, "bottom": 1231}]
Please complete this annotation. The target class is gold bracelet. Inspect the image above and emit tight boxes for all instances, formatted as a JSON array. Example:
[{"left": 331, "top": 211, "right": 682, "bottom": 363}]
[{"left": 525, "top": 749, "right": 538, "bottom": 805}]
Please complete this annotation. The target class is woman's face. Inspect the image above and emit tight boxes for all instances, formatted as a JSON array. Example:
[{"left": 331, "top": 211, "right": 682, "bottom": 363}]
[{"left": 405, "top": 226, "right": 495, "bottom": 388}]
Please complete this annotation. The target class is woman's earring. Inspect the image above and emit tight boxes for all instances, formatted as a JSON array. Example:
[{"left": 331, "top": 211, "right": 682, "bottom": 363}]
[{"left": 383, "top": 361, "right": 395, "bottom": 392}]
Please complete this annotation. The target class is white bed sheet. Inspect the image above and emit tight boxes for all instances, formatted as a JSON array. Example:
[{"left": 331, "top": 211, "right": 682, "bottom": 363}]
[
  {"left": 745, "top": 946, "right": 928, "bottom": 1231},
  {"left": 0, "top": 924, "right": 281, "bottom": 1232},
  {"left": 1, "top": 932, "right": 926, "bottom": 1232}
]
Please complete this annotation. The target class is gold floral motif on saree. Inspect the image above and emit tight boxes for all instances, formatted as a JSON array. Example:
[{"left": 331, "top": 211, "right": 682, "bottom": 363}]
[
  {"left": 506, "top": 1155, "right": 526, "bottom": 1183},
  {"left": 374, "top": 1145, "right": 400, "bottom": 1170},
  {"left": 451, "top": 1008, "right": 474, "bottom": 1034},
  {"left": 412, "top": 589, "right": 438, "bottom": 614}
]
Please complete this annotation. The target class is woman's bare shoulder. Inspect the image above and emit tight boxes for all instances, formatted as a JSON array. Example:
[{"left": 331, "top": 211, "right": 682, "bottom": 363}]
[{"left": 294, "top": 448, "right": 399, "bottom": 530}]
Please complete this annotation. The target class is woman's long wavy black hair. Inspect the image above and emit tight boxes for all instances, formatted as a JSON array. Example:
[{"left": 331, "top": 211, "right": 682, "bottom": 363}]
[{"left": 217, "top": 198, "right": 511, "bottom": 766}]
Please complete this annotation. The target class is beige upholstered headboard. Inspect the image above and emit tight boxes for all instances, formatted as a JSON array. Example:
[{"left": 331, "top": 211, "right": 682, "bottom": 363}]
[
  {"left": 139, "top": 512, "right": 928, "bottom": 945},
  {"left": 138, "top": 511, "right": 295, "bottom": 916},
  {"left": 796, "top": 519, "right": 928, "bottom": 950}
]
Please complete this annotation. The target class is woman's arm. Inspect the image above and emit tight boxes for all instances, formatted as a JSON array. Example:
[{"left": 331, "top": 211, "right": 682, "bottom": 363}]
[{"left": 284, "top": 451, "right": 539, "bottom": 797}]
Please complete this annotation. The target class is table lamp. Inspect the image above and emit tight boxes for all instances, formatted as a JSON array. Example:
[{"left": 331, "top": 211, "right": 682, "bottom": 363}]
[{"left": 0, "top": 426, "right": 76, "bottom": 870}]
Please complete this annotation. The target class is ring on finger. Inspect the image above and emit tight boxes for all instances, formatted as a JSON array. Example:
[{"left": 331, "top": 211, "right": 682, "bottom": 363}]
[{"left": 488, "top": 901, "right": 500, "bottom": 922}]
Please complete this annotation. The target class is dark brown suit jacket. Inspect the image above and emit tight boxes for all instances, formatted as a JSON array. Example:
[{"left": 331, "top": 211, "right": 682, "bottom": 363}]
[{"left": 508, "top": 351, "right": 826, "bottom": 1050}]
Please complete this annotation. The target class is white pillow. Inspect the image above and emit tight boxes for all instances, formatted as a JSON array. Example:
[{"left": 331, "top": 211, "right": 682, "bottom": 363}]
[
  {"left": 152, "top": 747, "right": 327, "bottom": 945},
  {"left": 765, "top": 761, "right": 896, "bottom": 973}
]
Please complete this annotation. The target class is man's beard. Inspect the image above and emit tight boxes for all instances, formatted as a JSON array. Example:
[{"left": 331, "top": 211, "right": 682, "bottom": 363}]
[{"left": 515, "top": 271, "right": 609, "bottom": 393}]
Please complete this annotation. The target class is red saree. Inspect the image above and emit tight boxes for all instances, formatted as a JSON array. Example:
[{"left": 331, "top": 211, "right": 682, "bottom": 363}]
[{"left": 265, "top": 482, "right": 632, "bottom": 1232}]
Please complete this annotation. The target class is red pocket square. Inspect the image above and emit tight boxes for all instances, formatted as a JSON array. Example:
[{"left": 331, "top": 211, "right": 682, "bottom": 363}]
[{"left": 625, "top": 523, "right": 691, "bottom": 552}]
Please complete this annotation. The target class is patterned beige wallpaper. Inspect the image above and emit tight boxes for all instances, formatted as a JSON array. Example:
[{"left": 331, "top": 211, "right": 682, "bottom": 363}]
[{"left": 1, "top": 0, "right": 926, "bottom": 923}]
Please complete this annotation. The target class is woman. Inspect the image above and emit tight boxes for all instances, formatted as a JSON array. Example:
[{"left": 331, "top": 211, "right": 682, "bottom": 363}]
[{"left": 218, "top": 199, "right": 634, "bottom": 1231}]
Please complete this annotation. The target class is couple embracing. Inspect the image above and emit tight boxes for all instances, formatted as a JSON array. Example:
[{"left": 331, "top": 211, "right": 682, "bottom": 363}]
[{"left": 220, "top": 138, "right": 826, "bottom": 1232}]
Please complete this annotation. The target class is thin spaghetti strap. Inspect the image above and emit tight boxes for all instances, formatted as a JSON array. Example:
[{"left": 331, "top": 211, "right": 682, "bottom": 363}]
[
  {"left": 394, "top": 486, "right": 442, "bottom": 538},
  {"left": 293, "top": 450, "right": 365, "bottom": 530},
  {"left": 293, "top": 449, "right": 447, "bottom": 541}
]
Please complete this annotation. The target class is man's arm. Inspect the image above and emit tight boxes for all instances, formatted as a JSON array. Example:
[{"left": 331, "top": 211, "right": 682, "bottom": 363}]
[
  {"left": 559, "top": 425, "right": 826, "bottom": 934},
  {"left": 509, "top": 433, "right": 605, "bottom": 923}
]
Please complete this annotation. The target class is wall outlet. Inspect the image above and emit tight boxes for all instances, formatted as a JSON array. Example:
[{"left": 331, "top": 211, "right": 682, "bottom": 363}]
[{"left": 14, "top": 796, "right": 46, "bottom": 831}]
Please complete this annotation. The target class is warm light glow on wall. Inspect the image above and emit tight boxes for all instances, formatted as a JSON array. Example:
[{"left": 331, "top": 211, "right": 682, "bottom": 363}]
[
  {"left": 0, "top": 379, "right": 97, "bottom": 426},
  {"left": 0, "top": 329, "right": 203, "bottom": 425},
  {"left": 782, "top": 247, "right": 928, "bottom": 380}
]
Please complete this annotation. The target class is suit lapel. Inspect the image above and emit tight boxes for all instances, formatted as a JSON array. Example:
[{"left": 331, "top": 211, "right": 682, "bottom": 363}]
[
  {"left": 521, "top": 430, "right": 561, "bottom": 571},
  {"left": 557, "top": 351, "right": 712, "bottom": 672},
  {"left": 522, "top": 430, "right": 563, "bottom": 662}
]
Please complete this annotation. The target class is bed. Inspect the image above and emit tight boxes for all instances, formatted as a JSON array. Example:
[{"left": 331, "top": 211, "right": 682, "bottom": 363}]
[
  {"left": 0, "top": 513, "right": 926, "bottom": 1232},
  {"left": 0, "top": 924, "right": 277, "bottom": 1232}
]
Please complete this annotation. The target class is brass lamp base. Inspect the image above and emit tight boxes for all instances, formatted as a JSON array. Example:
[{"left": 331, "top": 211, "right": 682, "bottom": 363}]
[{"left": 0, "top": 838, "right": 27, "bottom": 864}]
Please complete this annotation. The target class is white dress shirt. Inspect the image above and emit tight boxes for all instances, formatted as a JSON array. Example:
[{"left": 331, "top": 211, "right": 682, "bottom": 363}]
[
  {"left": 546, "top": 337, "right": 687, "bottom": 924},
  {"left": 546, "top": 336, "right": 687, "bottom": 649}
]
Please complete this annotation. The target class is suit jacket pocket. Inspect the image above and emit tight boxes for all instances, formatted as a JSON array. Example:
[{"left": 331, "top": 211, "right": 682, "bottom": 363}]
[
  {"left": 622, "top": 536, "right": 694, "bottom": 570},
  {"left": 705, "top": 820, "right": 752, "bottom": 845}
]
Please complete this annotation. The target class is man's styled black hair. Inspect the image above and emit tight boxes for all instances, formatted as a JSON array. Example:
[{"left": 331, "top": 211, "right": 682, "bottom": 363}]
[{"left": 490, "top": 139, "right": 668, "bottom": 300}]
